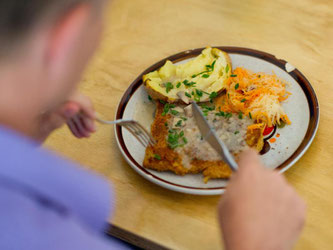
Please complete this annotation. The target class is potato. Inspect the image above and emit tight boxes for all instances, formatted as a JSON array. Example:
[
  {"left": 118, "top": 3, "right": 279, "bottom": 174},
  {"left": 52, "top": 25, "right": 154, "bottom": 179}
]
[{"left": 143, "top": 47, "right": 232, "bottom": 103}]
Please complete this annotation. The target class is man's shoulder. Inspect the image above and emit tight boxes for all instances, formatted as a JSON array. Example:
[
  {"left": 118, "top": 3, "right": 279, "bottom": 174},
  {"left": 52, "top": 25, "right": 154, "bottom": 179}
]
[
  {"left": 0, "top": 125, "right": 88, "bottom": 188},
  {"left": 0, "top": 186, "right": 125, "bottom": 250},
  {"left": 0, "top": 126, "right": 113, "bottom": 234},
  {"left": 0, "top": 125, "right": 61, "bottom": 168}
]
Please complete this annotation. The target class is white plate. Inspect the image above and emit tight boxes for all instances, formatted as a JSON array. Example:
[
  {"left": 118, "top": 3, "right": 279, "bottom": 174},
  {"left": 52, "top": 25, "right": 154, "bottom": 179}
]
[{"left": 114, "top": 47, "right": 319, "bottom": 195}]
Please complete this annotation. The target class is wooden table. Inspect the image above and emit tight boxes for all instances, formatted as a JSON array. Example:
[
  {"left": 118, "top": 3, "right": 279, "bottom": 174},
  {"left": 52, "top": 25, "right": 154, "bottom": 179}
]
[{"left": 45, "top": 0, "right": 333, "bottom": 249}]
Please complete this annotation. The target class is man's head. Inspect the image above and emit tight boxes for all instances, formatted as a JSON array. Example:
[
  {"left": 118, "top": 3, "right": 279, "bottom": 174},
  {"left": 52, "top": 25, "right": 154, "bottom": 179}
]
[{"left": 0, "top": 0, "right": 107, "bottom": 135}]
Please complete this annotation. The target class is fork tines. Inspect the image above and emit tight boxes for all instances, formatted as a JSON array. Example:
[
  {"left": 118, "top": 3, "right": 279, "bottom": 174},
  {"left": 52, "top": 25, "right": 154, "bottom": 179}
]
[{"left": 123, "top": 121, "right": 155, "bottom": 148}]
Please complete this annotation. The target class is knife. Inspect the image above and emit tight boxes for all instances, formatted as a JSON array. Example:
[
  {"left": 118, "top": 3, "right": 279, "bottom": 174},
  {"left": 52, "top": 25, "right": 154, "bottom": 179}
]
[{"left": 192, "top": 102, "right": 238, "bottom": 172}]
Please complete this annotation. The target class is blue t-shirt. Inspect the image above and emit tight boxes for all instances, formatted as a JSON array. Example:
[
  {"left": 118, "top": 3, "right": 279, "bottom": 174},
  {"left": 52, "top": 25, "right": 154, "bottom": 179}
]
[{"left": 0, "top": 126, "right": 128, "bottom": 249}]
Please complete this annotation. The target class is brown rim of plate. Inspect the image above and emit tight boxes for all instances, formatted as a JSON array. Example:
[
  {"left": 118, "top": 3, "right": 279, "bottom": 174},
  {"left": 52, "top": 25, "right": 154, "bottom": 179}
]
[{"left": 115, "top": 46, "right": 320, "bottom": 191}]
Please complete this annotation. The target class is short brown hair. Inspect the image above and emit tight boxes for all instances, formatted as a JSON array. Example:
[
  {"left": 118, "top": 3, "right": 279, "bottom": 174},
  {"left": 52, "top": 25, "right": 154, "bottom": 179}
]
[{"left": 0, "top": 0, "right": 97, "bottom": 57}]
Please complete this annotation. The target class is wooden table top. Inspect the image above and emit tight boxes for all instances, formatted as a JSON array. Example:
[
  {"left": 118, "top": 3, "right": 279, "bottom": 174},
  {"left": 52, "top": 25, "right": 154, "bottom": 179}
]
[{"left": 45, "top": 0, "right": 333, "bottom": 249}]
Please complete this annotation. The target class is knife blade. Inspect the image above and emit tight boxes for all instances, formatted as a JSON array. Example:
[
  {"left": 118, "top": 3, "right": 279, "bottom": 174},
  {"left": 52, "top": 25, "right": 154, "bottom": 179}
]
[{"left": 192, "top": 102, "right": 238, "bottom": 172}]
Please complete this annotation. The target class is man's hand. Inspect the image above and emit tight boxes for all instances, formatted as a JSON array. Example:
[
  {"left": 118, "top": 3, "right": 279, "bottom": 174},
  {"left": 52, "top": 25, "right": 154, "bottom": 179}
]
[
  {"left": 35, "top": 93, "right": 96, "bottom": 142},
  {"left": 218, "top": 150, "right": 306, "bottom": 250}
]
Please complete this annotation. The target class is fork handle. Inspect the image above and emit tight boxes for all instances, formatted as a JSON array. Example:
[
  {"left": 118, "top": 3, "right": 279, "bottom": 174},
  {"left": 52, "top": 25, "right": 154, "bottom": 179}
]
[{"left": 96, "top": 117, "right": 118, "bottom": 125}]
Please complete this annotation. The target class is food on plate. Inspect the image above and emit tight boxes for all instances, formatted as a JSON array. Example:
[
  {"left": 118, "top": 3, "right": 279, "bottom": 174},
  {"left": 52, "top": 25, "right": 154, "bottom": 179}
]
[
  {"left": 143, "top": 47, "right": 231, "bottom": 104},
  {"left": 222, "top": 67, "right": 291, "bottom": 127},
  {"left": 142, "top": 48, "right": 291, "bottom": 182},
  {"left": 143, "top": 101, "right": 265, "bottom": 182}
]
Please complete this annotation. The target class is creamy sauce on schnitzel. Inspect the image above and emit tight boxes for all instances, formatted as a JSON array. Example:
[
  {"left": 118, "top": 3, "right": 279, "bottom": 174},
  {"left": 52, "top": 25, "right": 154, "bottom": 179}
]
[{"left": 167, "top": 104, "right": 253, "bottom": 169}]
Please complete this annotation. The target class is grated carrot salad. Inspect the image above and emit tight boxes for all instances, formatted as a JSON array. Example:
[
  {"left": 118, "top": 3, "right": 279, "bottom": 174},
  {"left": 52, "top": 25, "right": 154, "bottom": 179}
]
[{"left": 216, "top": 67, "right": 291, "bottom": 127}]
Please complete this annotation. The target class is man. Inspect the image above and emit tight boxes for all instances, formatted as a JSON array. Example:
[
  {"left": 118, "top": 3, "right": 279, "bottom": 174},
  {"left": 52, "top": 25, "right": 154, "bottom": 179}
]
[{"left": 0, "top": 1, "right": 305, "bottom": 250}]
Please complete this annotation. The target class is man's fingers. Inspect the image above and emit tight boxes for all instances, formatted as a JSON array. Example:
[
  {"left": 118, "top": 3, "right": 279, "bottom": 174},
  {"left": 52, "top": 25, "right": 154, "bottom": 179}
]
[
  {"left": 63, "top": 107, "right": 96, "bottom": 138},
  {"left": 238, "top": 149, "right": 262, "bottom": 170},
  {"left": 67, "top": 120, "right": 83, "bottom": 138},
  {"left": 56, "top": 102, "right": 80, "bottom": 119},
  {"left": 72, "top": 115, "right": 90, "bottom": 137},
  {"left": 69, "top": 93, "right": 96, "bottom": 119},
  {"left": 79, "top": 113, "right": 96, "bottom": 133},
  {"left": 80, "top": 101, "right": 96, "bottom": 120},
  {"left": 57, "top": 93, "right": 97, "bottom": 138},
  {"left": 58, "top": 99, "right": 95, "bottom": 121},
  {"left": 67, "top": 115, "right": 94, "bottom": 138}
]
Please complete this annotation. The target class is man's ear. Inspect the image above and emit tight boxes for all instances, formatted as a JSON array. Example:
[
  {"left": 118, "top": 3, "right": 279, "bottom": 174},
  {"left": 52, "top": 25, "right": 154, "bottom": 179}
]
[{"left": 45, "top": 4, "right": 91, "bottom": 76}]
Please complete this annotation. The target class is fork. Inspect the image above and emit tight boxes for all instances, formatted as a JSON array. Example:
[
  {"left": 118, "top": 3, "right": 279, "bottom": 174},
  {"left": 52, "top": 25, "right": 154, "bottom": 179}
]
[{"left": 96, "top": 117, "right": 156, "bottom": 147}]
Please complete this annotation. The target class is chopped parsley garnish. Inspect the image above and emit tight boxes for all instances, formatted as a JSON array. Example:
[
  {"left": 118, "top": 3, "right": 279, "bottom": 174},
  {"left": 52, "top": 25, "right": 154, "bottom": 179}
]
[
  {"left": 164, "top": 122, "right": 168, "bottom": 127},
  {"left": 183, "top": 80, "right": 196, "bottom": 87},
  {"left": 162, "top": 103, "right": 176, "bottom": 116},
  {"left": 180, "top": 117, "right": 187, "bottom": 121},
  {"left": 249, "top": 112, "right": 252, "bottom": 119},
  {"left": 201, "top": 104, "right": 215, "bottom": 116},
  {"left": 175, "top": 120, "right": 183, "bottom": 127},
  {"left": 234, "top": 131, "right": 240, "bottom": 135},
  {"left": 225, "top": 113, "right": 232, "bottom": 118},
  {"left": 216, "top": 111, "right": 225, "bottom": 117},
  {"left": 159, "top": 100, "right": 166, "bottom": 104},
  {"left": 211, "top": 60, "right": 216, "bottom": 70},
  {"left": 238, "top": 111, "right": 243, "bottom": 119},
  {"left": 194, "top": 96, "right": 201, "bottom": 102},
  {"left": 209, "top": 91, "right": 218, "bottom": 102},
  {"left": 188, "top": 81, "right": 196, "bottom": 87},
  {"left": 201, "top": 104, "right": 215, "bottom": 111},
  {"left": 225, "top": 64, "right": 230, "bottom": 73},
  {"left": 183, "top": 137, "right": 188, "bottom": 144},
  {"left": 167, "top": 131, "right": 180, "bottom": 148},
  {"left": 154, "top": 154, "right": 161, "bottom": 160},
  {"left": 235, "top": 83, "right": 239, "bottom": 90},
  {"left": 171, "top": 110, "right": 179, "bottom": 116},
  {"left": 167, "top": 129, "right": 186, "bottom": 149},
  {"left": 194, "top": 89, "right": 203, "bottom": 102},
  {"left": 162, "top": 104, "right": 170, "bottom": 116},
  {"left": 192, "top": 60, "right": 216, "bottom": 78},
  {"left": 206, "top": 60, "right": 216, "bottom": 71},
  {"left": 196, "top": 89, "right": 203, "bottom": 97},
  {"left": 165, "top": 82, "right": 174, "bottom": 93},
  {"left": 191, "top": 71, "right": 209, "bottom": 78},
  {"left": 241, "top": 98, "right": 246, "bottom": 103},
  {"left": 148, "top": 95, "right": 153, "bottom": 101},
  {"left": 231, "top": 74, "right": 237, "bottom": 77},
  {"left": 185, "top": 92, "right": 192, "bottom": 98},
  {"left": 176, "top": 82, "right": 181, "bottom": 88}
]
